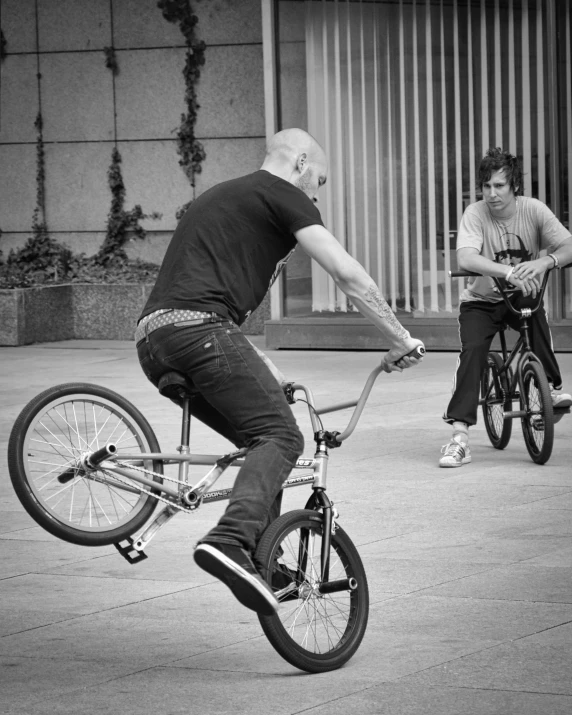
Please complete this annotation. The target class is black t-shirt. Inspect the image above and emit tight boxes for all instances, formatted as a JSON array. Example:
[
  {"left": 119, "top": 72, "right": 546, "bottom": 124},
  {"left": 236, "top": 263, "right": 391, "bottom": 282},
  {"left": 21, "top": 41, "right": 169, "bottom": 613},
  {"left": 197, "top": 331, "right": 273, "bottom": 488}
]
[{"left": 141, "top": 170, "right": 323, "bottom": 325}]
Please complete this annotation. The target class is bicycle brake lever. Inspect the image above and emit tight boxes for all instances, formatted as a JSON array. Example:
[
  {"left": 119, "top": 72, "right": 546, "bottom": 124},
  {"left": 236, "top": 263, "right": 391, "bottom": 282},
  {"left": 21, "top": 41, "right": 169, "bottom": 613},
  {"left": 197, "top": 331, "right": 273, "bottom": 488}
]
[{"left": 282, "top": 382, "right": 297, "bottom": 404}]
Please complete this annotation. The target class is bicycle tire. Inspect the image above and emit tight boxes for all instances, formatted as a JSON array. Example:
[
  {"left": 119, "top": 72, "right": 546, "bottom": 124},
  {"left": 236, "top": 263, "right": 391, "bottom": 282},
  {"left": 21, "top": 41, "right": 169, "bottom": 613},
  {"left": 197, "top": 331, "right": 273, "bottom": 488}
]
[
  {"left": 8, "top": 383, "right": 163, "bottom": 546},
  {"left": 255, "top": 509, "right": 369, "bottom": 673},
  {"left": 519, "top": 361, "right": 554, "bottom": 464},
  {"left": 481, "top": 351, "right": 512, "bottom": 450}
]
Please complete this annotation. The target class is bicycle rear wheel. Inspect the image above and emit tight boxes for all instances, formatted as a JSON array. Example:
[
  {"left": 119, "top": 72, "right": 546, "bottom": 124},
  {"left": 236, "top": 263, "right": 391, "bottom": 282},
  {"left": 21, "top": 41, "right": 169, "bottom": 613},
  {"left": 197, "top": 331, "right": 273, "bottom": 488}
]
[
  {"left": 8, "top": 383, "right": 163, "bottom": 546},
  {"left": 481, "top": 351, "right": 512, "bottom": 449},
  {"left": 520, "top": 362, "right": 554, "bottom": 464},
  {"left": 255, "top": 509, "right": 369, "bottom": 673}
]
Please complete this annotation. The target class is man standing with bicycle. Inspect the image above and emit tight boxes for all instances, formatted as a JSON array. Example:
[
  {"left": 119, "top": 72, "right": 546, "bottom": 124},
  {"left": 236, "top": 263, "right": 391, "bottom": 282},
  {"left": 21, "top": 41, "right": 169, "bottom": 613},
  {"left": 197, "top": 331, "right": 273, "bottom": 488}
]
[
  {"left": 136, "top": 128, "right": 425, "bottom": 614},
  {"left": 440, "top": 147, "right": 572, "bottom": 468}
]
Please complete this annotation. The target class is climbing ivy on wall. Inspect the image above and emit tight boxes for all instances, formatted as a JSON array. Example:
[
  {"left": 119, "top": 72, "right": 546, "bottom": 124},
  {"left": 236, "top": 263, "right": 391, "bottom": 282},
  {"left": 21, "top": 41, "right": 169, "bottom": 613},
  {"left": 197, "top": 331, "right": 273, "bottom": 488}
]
[
  {"left": 0, "top": 112, "right": 77, "bottom": 286},
  {"left": 97, "top": 147, "right": 161, "bottom": 264},
  {"left": 157, "top": 0, "right": 206, "bottom": 196},
  {"left": 0, "top": 10, "right": 164, "bottom": 286},
  {"left": 32, "top": 112, "right": 48, "bottom": 239},
  {"left": 97, "top": 45, "right": 160, "bottom": 264}
]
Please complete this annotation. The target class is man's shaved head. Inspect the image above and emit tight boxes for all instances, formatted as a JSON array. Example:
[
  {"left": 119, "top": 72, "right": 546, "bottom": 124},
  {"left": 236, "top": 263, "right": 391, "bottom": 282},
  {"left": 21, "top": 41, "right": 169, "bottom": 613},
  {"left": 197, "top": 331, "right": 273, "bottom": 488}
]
[
  {"left": 262, "top": 128, "right": 327, "bottom": 202},
  {"left": 265, "top": 128, "right": 325, "bottom": 165}
]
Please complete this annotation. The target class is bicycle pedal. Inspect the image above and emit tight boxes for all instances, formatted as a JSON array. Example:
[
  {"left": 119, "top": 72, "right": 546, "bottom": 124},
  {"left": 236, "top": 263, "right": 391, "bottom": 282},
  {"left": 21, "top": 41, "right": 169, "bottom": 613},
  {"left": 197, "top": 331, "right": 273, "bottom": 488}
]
[
  {"left": 114, "top": 538, "right": 148, "bottom": 564},
  {"left": 531, "top": 417, "right": 544, "bottom": 431}
]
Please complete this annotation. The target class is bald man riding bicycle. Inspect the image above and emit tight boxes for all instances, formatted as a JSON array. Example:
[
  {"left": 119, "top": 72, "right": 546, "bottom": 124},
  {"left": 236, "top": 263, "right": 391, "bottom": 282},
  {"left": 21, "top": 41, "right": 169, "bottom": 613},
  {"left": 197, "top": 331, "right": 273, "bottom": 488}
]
[{"left": 136, "top": 128, "right": 425, "bottom": 615}]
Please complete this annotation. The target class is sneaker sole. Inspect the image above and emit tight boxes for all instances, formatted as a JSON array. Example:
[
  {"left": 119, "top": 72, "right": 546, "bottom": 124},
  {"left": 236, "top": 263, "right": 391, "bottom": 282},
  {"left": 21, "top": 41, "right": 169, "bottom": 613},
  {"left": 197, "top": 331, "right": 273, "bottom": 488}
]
[
  {"left": 439, "top": 455, "right": 472, "bottom": 468},
  {"left": 194, "top": 544, "right": 278, "bottom": 616},
  {"left": 553, "top": 399, "right": 572, "bottom": 409}
]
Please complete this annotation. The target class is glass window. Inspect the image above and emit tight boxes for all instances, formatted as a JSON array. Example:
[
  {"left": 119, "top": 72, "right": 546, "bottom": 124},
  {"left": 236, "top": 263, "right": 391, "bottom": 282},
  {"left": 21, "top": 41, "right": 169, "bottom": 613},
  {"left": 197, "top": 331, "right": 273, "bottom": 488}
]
[{"left": 276, "top": 0, "right": 570, "bottom": 321}]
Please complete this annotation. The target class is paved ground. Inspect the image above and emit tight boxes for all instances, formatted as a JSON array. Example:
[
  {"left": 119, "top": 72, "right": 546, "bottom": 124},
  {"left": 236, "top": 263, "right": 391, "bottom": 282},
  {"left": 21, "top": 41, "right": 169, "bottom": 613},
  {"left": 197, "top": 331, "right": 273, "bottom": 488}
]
[{"left": 1, "top": 338, "right": 571, "bottom": 715}]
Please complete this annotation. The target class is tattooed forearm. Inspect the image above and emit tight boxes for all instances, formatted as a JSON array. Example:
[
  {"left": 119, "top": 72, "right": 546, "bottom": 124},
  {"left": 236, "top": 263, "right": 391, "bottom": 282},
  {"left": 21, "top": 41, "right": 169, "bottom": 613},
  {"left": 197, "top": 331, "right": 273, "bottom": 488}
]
[{"left": 364, "top": 284, "right": 410, "bottom": 340}]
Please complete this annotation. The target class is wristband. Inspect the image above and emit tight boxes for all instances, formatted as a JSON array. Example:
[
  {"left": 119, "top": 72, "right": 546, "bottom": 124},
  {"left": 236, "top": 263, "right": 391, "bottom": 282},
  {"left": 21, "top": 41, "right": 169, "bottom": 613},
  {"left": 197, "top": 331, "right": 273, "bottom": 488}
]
[
  {"left": 505, "top": 266, "right": 514, "bottom": 282},
  {"left": 548, "top": 253, "right": 560, "bottom": 269}
]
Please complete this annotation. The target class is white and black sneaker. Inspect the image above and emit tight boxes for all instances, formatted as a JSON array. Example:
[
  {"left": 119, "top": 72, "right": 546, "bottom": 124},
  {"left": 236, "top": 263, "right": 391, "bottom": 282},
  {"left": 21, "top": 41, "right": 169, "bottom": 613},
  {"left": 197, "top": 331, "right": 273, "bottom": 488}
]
[
  {"left": 550, "top": 389, "right": 572, "bottom": 410},
  {"left": 439, "top": 437, "right": 471, "bottom": 468},
  {"left": 194, "top": 542, "right": 279, "bottom": 616}
]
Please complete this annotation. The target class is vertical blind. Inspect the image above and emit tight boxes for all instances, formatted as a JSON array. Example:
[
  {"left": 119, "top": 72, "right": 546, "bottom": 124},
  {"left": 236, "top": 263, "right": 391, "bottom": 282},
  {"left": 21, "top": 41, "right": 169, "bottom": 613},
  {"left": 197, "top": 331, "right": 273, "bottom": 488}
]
[{"left": 304, "top": 0, "right": 571, "bottom": 316}]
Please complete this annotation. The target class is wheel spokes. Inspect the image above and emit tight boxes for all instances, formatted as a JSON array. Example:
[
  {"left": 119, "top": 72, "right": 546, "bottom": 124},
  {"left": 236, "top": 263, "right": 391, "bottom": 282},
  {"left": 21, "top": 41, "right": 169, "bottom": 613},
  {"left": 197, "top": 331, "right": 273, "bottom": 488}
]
[
  {"left": 275, "top": 527, "right": 353, "bottom": 654},
  {"left": 25, "top": 398, "right": 148, "bottom": 531}
]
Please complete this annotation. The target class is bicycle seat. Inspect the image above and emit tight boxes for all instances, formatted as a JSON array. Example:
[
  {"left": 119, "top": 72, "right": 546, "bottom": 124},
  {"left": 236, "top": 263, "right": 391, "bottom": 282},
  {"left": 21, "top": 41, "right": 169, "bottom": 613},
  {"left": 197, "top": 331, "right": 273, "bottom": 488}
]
[{"left": 158, "top": 371, "right": 194, "bottom": 401}]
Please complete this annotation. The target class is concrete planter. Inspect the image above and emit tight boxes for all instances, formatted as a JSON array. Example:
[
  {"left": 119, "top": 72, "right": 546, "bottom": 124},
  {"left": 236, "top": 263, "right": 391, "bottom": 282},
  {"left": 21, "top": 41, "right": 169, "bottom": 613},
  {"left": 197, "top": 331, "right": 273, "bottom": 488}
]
[
  {"left": 0, "top": 284, "right": 153, "bottom": 346},
  {"left": 0, "top": 284, "right": 267, "bottom": 346}
]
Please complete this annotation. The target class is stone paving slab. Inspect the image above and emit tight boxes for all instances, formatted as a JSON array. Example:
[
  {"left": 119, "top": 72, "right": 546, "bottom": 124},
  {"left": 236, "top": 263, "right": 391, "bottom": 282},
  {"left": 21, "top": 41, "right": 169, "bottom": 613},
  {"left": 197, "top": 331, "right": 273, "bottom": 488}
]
[
  {"left": 1, "top": 341, "right": 571, "bottom": 714},
  {"left": 423, "top": 562, "right": 572, "bottom": 602},
  {"left": 302, "top": 683, "right": 572, "bottom": 715},
  {"left": 400, "top": 634, "right": 572, "bottom": 695}
]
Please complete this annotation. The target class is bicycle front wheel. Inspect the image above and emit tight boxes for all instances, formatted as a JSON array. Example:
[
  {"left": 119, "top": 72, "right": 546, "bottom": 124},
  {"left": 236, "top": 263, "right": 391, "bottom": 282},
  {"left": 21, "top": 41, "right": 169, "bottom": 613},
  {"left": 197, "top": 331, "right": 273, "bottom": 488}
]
[
  {"left": 520, "top": 362, "right": 554, "bottom": 464},
  {"left": 8, "top": 383, "right": 163, "bottom": 546},
  {"left": 255, "top": 509, "right": 369, "bottom": 673},
  {"left": 481, "top": 351, "right": 512, "bottom": 450}
]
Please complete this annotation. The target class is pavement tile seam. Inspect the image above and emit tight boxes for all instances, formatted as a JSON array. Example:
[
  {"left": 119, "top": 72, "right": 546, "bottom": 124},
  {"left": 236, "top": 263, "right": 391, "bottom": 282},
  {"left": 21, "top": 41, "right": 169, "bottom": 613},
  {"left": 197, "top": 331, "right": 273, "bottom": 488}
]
[
  {"left": 1, "top": 614, "right": 118, "bottom": 639},
  {"left": 0, "top": 569, "right": 202, "bottom": 588},
  {"left": 0, "top": 581, "right": 209, "bottom": 639},
  {"left": 511, "top": 618, "right": 572, "bottom": 643},
  {"left": 387, "top": 638, "right": 543, "bottom": 687},
  {"left": 0, "top": 662, "right": 164, "bottom": 711},
  {"left": 364, "top": 569, "right": 513, "bottom": 602},
  {"left": 405, "top": 593, "right": 572, "bottom": 606},
  {"left": 296, "top": 684, "right": 572, "bottom": 715},
  {"left": 400, "top": 682, "right": 572, "bottom": 698},
  {"left": 371, "top": 592, "right": 572, "bottom": 610}
]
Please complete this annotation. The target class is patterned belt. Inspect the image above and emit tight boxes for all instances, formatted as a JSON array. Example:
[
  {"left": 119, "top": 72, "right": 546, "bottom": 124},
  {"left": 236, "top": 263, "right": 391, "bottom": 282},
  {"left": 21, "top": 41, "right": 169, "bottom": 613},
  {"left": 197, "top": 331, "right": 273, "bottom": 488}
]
[{"left": 135, "top": 309, "right": 222, "bottom": 344}]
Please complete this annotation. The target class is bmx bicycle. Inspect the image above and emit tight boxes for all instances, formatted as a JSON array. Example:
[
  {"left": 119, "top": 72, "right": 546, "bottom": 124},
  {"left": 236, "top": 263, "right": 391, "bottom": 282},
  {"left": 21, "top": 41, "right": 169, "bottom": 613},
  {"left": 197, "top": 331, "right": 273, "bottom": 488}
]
[
  {"left": 450, "top": 267, "right": 570, "bottom": 465},
  {"left": 7, "top": 345, "right": 424, "bottom": 673}
]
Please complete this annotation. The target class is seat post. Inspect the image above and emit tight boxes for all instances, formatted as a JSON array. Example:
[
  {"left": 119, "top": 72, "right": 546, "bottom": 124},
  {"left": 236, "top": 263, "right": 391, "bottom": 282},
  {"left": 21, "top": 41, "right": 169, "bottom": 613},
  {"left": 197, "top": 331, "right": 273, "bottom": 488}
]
[
  {"left": 180, "top": 396, "right": 192, "bottom": 448},
  {"left": 177, "top": 397, "right": 192, "bottom": 488}
]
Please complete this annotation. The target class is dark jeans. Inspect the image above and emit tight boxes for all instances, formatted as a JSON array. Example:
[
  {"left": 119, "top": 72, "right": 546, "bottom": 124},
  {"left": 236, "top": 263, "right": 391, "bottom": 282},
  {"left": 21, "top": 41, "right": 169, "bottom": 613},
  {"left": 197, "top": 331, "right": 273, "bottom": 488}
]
[
  {"left": 137, "top": 319, "right": 304, "bottom": 553},
  {"left": 444, "top": 297, "right": 562, "bottom": 427}
]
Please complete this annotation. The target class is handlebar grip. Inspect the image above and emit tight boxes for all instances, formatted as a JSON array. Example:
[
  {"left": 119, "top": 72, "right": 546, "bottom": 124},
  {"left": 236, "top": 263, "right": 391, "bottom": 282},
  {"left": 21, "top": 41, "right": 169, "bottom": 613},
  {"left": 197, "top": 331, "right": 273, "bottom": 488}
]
[
  {"left": 408, "top": 345, "right": 426, "bottom": 359},
  {"left": 449, "top": 270, "right": 479, "bottom": 277},
  {"left": 389, "top": 345, "right": 425, "bottom": 368}
]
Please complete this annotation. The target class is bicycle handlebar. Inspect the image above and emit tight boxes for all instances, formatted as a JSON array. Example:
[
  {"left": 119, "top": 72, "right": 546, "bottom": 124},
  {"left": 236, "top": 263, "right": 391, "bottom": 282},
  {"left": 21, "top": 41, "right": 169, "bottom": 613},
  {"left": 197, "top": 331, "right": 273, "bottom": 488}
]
[
  {"left": 285, "top": 345, "right": 426, "bottom": 444},
  {"left": 449, "top": 268, "right": 554, "bottom": 318}
]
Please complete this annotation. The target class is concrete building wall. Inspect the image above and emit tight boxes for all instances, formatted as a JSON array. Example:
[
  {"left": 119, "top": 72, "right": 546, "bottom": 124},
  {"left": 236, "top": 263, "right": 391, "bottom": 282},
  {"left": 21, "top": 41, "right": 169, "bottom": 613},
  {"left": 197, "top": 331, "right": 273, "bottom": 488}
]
[{"left": 0, "top": 0, "right": 266, "bottom": 266}]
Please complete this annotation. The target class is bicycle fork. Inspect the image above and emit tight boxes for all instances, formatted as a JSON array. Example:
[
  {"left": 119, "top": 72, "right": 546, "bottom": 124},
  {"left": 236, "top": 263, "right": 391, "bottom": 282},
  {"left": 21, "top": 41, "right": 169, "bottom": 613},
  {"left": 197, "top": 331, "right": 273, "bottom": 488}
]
[{"left": 304, "top": 444, "right": 358, "bottom": 596}]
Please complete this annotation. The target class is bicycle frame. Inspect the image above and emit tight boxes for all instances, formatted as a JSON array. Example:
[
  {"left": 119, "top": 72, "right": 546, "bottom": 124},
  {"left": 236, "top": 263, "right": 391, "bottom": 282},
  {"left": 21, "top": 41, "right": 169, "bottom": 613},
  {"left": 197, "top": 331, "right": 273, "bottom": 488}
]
[
  {"left": 451, "top": 269, "right": 551, "bottom": 418},
  {"left": 87, "top": 361, "right": 397, "bottom": 566}
]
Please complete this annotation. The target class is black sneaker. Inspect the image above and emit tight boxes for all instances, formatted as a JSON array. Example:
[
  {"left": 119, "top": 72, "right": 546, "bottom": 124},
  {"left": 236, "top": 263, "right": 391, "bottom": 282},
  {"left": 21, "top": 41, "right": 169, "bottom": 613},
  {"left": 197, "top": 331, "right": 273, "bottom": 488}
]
[{"left": 194, "top": 542, "right": 279, "bottom": 616}]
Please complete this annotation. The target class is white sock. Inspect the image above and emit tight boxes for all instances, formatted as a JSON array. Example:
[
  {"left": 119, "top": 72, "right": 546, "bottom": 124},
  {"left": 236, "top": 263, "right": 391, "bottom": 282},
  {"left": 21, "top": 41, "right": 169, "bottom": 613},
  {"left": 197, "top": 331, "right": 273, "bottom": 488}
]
[{"left": 452, "top": 421, "right": 469, "bottom": 444}]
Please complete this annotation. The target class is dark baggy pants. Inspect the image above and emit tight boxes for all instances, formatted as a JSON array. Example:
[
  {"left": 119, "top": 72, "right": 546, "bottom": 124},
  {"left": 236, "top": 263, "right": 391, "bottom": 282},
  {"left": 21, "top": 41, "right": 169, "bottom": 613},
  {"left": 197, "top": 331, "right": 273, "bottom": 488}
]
[{"left": 137, "top": 319, "right": 304, "bottom": 553}]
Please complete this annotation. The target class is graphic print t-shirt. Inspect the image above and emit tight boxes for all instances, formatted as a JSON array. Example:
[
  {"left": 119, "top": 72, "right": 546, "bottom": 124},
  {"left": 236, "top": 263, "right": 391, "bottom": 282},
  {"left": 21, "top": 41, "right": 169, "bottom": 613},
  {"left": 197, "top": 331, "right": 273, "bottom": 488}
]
[
  {"left": 456, "top": 196, "right": 571, "bottom": 303},
  {"left": 141, "top": 170, "right": 324, "bottom": 325}
]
